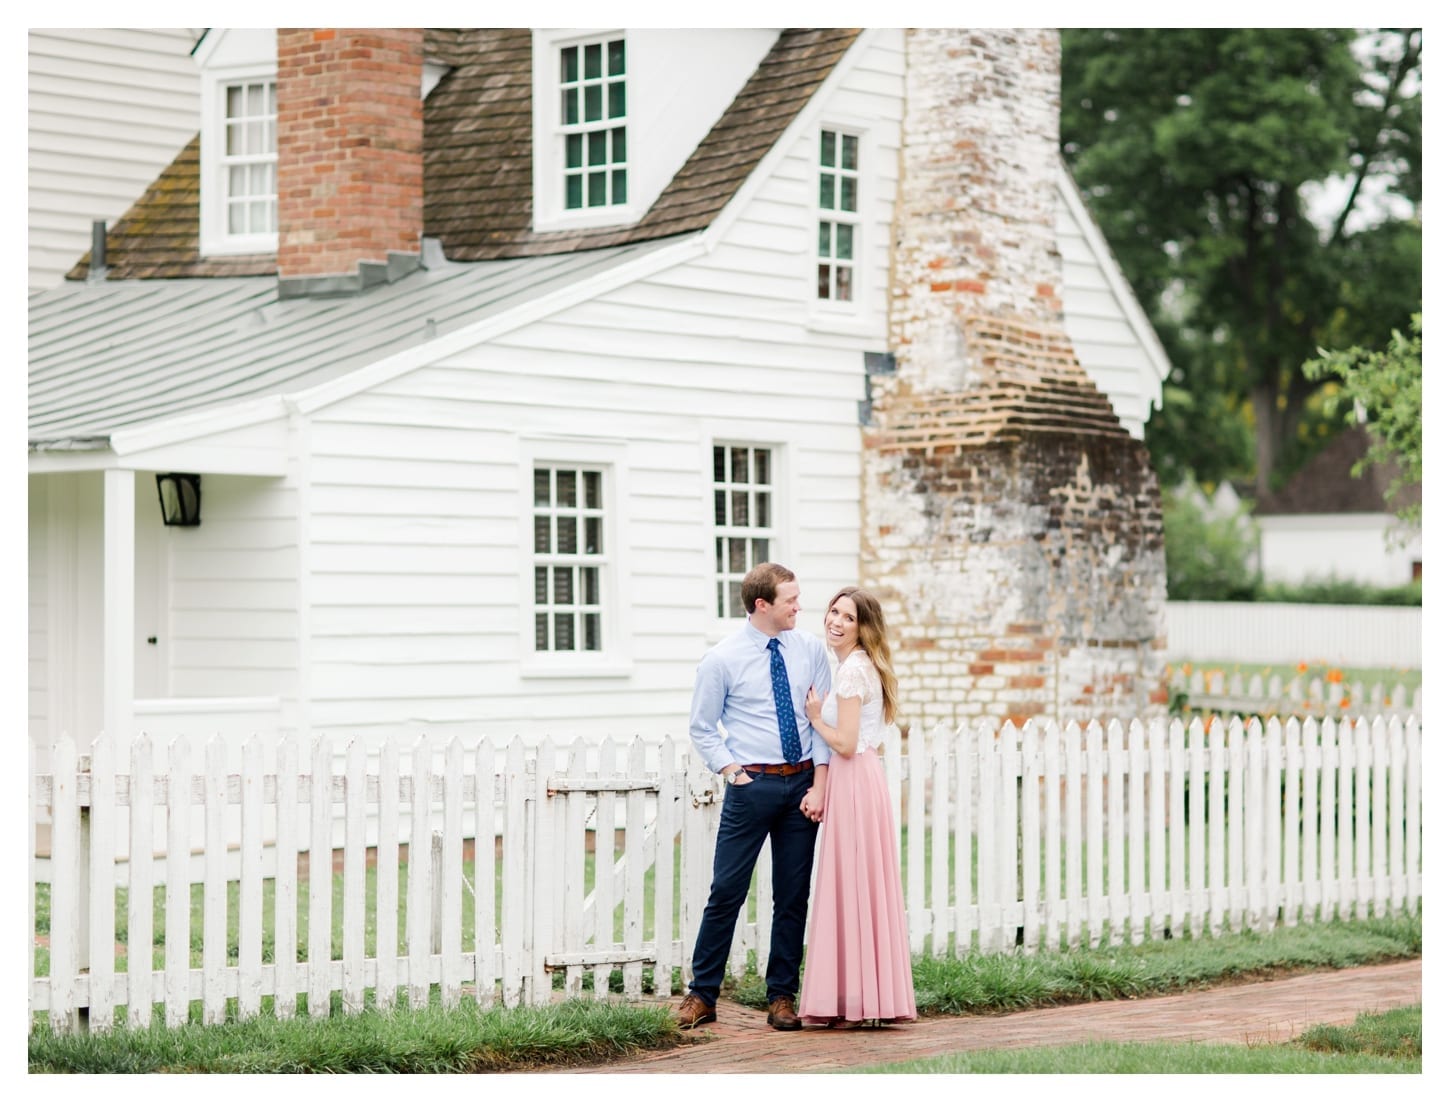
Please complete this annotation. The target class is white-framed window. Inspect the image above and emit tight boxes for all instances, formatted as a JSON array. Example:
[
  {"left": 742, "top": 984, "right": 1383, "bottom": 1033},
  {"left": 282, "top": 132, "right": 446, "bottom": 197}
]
[
  {"left": 816, "top": 128, "right": 860, "bottom": 303},
  {"left": 531, "top": 30, "right": 637, "bottom": 232},
  {"left": 196, "top": 29, "right": 279, "bottom": 257},
  {"left": 518, "top": 438, "right": 632, "bottom": 677},
  {"left": 712, "top": 443, "right": 776, "bottom": 619},
  {"left": 532, "top": 465, "right": 606, "bottom": 653}
]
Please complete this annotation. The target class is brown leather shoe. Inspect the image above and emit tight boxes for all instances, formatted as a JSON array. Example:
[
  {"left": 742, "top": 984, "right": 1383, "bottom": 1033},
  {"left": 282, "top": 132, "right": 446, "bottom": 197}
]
[
  {"left": 676, "top": 992, "right": 716, "bottom": 1029},
  {"left": 766, "top": 996, "right": 802, "bottom": 1031}
]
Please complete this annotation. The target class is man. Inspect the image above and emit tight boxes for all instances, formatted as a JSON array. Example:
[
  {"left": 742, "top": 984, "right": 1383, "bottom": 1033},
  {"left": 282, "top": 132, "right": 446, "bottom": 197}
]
[{"left": 676, "top": 562, "right": 832, "bottom": 1032}]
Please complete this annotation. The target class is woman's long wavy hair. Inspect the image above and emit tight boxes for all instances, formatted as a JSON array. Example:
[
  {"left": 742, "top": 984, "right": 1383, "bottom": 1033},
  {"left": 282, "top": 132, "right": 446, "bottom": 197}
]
[{"left": 825, "top": 585, "right": 899, "bottom": 726}]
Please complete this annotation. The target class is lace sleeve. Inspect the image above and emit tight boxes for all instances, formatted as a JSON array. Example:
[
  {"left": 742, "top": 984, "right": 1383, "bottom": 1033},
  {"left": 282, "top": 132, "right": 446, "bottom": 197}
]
[{"left": 834, "top": 653, "right": 874, "bottom": 702}]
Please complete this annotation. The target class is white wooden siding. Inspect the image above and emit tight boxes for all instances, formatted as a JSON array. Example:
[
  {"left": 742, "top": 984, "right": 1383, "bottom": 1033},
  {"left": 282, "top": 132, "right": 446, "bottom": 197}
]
[
  {"left": 29, "top": 482, "right": 49, "bottom": 746},
  {"left": 28, "top": 29, "right": 202, "bottom": 291},
  {"left": 1055, "top": 172, "right": 1170, "bottom": 438},
  {"left": 165, "top": 475, "right": 299, "bottom": 701}
]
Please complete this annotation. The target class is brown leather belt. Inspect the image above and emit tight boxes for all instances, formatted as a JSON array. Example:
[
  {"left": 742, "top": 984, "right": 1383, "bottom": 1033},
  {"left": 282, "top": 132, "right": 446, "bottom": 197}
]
[{"left": 740, "top": 761, "right": 813, "bottom": 777}]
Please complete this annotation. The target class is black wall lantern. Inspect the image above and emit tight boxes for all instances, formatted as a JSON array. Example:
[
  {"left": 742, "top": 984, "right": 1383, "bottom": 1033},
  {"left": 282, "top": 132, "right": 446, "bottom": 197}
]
[{"left": 155, "top": 473, "right": 202, "bottom": 527}]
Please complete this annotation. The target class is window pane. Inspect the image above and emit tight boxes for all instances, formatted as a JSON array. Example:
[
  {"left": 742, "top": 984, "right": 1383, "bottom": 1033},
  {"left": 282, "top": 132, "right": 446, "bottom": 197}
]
[
  {"left": 566, "top": 133, "right": 583, "bottom": 168},
  {"left": 728, "top": 580, "right": 743, "bottom": 617},
  {"left": 819, "top": 173, "right": 835, "bottom": 210},
  {"left": 583, "top": 613, "right": 601, "bottom": 651},
  {"left": 842, "top": 133, "right": 858, "bottom": 171},
  {"left": 820, "top": 130, "right": 835, "bottom": 167},
  {"left": 715, "top": 536, "right": 726, "bottom": 572},
  {"left": 536, "top": 566, "right": 551, "bottom": 604},
  {"left": 536, "top": 613, "right": 549, "bottom": 651},
  {"left": 731, "top": 490, "right": 748, "bottom": 526},
  {"left": 582, "top": 566, "right": 600, "bottom": 604},
  {"left": 841, "top": 175, "right": 857, "bottom": 213},
  {"left": 714, "top": 490, "right": 726, "bottom": 526},
  {"left": 753, "top": 450, "right": 770, "bottom": 483},
  {"left": 584, "top": 84, "right": 602, "bottom": 122},
  {"left": 588, "top": 130, "right": 607, "bottom": 166},
  {"left": 588, "top": 172, "right": 606, "bottom": 206},
  {"left": 566, "top": 174, "right": 583, "bottom": 209},
  {"left": 563, "top": 87, "right": 579, "bottom": 125},
  {"left": 837, "top": 223, "right": 854, "bottom": 260},
  {"left": 555, "top": 613, "right": 575, "bottom": 651},
  {"left": 753, "top": 538, "right": 770, "bottom": 565},
  {"left": 612, "top": 169, "right": 626, "bottom": 204},
  {"left": 611, "top": 127, "right": 627, "bottom": 163},
  {"left": 227, "top": 85, "right": 244, "bottom": 117},
  {"left": 713, "top": 446, "right": 726, "bottom": 481},
  {"left": 731, "top": 447, "right": 748, "bottom": 482},
  {"left": 533, "top": 468, "right": 551, "bottom": 506},
  {"left": 557, "top": 515, "right": 577, "bottom": 554},
  {"left": 584, "top": 516, "right": 602, "bottom": 554},
  {"left": 583, "top": 470, "right": 601, "bottom": 509},
  {"left": 228, "top": 203, "right": 245, "bottom": 234},
  {"left": 608, "top": 81, "right": 625, "bottom": 119},
  {"left": 584, "top": 43, "right": 602, "bottom": 79},
  {"left": 557, "top": 470, "right": 576, "bottom": 507},
  {"left": 818, "top": 264, "right": 831, "bottom": 299},
  {"left": 561, "top": 46, "right": 578, "bottom": 83},
  {"left": 818, "top": 221, "right": 831, "bottom": 258},
  {"left": 755, "top": 491, "right": 771, "bottom": 527},
  {"left": 729, "top": 537, "right": 747, "bottom": 572},
  {"left": 553, "top": 568, "right": 574, "bottom": 605},
  {"left": 534, "top": 516, "right": 551, "bottom": 553},
  {"left": 836, "top": 266, "right": 853, "bottom": 302},
  {"left": 607, "top": 38, "right": 625, "bottom": 76}
]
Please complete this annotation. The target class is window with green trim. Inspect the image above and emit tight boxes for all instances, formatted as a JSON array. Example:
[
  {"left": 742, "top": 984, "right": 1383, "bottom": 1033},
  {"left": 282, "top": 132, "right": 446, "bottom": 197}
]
[{"left": 559, "top": 37, "right": 627, "bottom": 209}]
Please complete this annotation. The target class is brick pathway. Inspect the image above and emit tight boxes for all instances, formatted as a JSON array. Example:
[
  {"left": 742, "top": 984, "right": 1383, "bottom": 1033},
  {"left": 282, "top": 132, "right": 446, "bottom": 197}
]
[{"left": 569, "top": 959, "right": 1420, "bottom": 1074}]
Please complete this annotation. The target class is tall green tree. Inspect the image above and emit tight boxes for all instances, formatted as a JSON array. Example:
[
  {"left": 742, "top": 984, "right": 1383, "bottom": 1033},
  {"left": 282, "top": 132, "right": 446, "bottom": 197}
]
[
  {"left": 1060, "top": 29, "right": 1421, "bottom": 497},
  {"left": 1304, "top": 313, "right": 1422, "bottom": 531}
]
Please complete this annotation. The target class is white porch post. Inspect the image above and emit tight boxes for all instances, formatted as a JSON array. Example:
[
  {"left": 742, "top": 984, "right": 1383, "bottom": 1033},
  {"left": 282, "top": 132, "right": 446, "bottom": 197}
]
[{"left": 103, "top": 469, "right": 136, "bottom": 747}]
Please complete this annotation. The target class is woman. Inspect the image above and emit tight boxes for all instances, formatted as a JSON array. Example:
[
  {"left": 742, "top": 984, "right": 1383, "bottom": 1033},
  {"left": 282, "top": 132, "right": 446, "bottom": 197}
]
[{"left": 798, "top": 586, "right": 916, "bottom": 1027}]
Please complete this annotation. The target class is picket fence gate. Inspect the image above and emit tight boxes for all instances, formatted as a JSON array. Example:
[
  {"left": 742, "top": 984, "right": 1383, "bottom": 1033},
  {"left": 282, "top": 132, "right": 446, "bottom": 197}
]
[{"left": 31, "top": 713, "right": 1422, "bottom": 1035}]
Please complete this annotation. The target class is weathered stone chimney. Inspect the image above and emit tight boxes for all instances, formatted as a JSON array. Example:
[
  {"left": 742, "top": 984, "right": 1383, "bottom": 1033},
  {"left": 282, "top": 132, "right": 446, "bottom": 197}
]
[
  {"left": 867, "top": 28, "right": 1168, "bottom": 730},
  {"left": 275, "top": 29, "right": 424, "bottom": 294}
]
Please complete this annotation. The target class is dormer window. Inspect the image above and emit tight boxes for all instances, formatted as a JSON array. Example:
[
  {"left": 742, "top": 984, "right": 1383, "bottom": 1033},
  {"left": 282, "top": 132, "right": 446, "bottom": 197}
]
[
  {"left": 195, "top": 28, "right": 278, "bottom": 257},
  {"left": 560, "top": 37, "right": 627, "bottom": 209},
  {"left": 222, "top": 80, "right": 278, "bottom": 236},
  {"left": 817, "top": 129, "right": 859, "bottom": 302}
]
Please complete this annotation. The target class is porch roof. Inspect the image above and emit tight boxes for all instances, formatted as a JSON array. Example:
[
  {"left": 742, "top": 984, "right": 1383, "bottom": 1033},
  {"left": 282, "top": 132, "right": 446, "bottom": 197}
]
[{"left": 28, "top": 235, "right": 683, "bottom": 451}]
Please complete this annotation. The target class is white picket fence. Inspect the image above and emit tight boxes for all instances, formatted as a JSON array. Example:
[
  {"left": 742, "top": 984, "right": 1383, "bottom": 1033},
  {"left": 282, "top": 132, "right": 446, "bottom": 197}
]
[
  {"left": 1169, "top": 668, "right": 1423, "bottom": 721},
  {"left": 32, "top": 714, "right": 1422, "bottom": 1034}
]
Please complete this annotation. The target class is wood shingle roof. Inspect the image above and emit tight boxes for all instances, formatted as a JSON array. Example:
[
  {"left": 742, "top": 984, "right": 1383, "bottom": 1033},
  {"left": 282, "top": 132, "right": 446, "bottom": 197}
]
[{"left": 67, "top": 28, "right": 860, "bottom": 280}]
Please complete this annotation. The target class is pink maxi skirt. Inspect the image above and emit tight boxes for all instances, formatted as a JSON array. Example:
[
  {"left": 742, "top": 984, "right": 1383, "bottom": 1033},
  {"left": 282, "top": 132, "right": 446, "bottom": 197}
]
[{"left": 799, "top": 747, "right": 917, "bottom": 1024}]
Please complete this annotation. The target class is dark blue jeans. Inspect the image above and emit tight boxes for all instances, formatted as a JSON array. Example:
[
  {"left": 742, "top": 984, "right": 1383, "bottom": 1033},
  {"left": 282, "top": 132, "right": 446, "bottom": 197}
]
[{"left": 687, "top": 768, "right": 819, "bottom": 1006}]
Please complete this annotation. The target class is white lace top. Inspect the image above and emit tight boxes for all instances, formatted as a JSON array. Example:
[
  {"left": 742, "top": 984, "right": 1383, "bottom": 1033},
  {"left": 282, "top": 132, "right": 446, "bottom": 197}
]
[{"left": 820, "top": 649, "right": 886, "bottom": 754}]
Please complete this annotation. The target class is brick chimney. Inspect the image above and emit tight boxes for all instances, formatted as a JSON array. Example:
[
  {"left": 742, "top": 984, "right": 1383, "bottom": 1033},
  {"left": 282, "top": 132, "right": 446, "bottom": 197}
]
[
  {"left": 866, "top": 28, "right": 1168, "bottom": 730},
  {"left": 275, "top": 29, "right": 424, "bottom": 293}
]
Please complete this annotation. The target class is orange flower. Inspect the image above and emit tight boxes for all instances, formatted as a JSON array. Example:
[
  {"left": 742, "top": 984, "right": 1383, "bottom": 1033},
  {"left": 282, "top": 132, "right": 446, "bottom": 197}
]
[
  {"left": 1327, "top": 668, "right": 1344, "bottom": 684},
  {"left": 1385, "top": 696, "right": 1394, "bottom": 707},
  {"left": 1181, "top": 663, "right": 1192, "bottom": 675},
  {"left": 1338, "top": 698, "right": 1350, "bottom": 709},
  {"left": 1296, "top": 662, "right": 1309, "bottom": 674}
]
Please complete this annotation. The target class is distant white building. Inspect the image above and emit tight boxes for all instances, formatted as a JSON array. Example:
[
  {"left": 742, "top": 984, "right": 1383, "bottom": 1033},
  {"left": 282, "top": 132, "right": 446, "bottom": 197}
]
[{"left": 1255, "top": 426, "right": 1421, "bottom": 587}]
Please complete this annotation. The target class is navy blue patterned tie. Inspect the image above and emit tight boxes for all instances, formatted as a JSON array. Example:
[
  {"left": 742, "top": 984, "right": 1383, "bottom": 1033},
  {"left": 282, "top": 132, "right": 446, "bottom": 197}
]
[{"left": 767, "top": 638, "right": 801, "bottom": 763}]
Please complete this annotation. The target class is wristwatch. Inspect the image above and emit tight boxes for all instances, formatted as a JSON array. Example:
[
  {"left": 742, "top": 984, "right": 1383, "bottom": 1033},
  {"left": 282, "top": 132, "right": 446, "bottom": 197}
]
[{"left": 725, "top": 767, "right": 747, "bottom": 786}]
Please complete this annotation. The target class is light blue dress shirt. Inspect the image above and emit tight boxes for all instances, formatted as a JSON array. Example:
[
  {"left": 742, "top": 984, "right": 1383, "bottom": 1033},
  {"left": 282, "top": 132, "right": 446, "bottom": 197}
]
[{"left": 688, "top": 622, "right": 834, "bottom": 774}]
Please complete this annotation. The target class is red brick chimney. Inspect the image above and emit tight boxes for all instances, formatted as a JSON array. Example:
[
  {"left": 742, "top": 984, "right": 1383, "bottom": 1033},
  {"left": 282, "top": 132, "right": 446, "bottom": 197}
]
[{"left": 275, "top": 29, "right": 424, "bottom": 288}]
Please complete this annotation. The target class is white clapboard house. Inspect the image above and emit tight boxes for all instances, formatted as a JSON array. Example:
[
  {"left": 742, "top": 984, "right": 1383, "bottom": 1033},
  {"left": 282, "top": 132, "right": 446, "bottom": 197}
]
[{"left": 28, "top": 28, "right": 1170, "bottom": 768}]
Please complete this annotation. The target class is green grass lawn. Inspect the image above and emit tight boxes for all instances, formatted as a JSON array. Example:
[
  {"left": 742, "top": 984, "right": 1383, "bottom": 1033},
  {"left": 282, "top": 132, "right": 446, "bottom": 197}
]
[
  {"left": 28, "top": 914, "right": 1420, "bottom": 1073},
  {"left": 852, "top": 1004, "right": 1421, "bottom": 1073}
]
